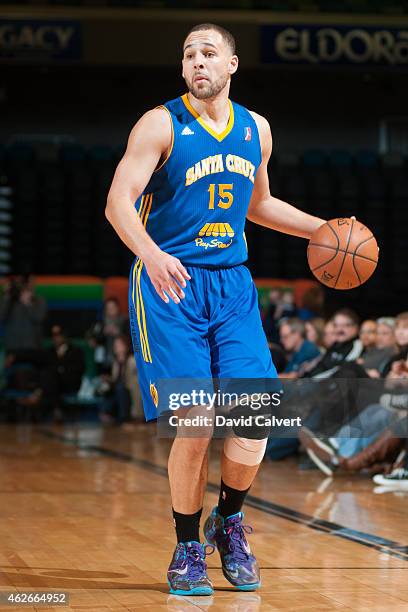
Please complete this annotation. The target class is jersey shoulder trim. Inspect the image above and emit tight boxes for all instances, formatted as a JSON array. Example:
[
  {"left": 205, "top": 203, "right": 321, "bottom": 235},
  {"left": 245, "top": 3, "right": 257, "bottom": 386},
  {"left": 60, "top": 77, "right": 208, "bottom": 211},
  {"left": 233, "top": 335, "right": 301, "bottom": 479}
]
[{"left": 153, "top": 104, "right": 174, "bottom": 173}]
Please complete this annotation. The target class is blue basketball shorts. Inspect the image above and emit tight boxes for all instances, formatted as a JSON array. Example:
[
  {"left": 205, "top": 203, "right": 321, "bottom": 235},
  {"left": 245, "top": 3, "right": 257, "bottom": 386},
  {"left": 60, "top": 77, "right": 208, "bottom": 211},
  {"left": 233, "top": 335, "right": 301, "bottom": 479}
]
[{"left": 128, "top": 259, "right": 278, "bottom": 421}]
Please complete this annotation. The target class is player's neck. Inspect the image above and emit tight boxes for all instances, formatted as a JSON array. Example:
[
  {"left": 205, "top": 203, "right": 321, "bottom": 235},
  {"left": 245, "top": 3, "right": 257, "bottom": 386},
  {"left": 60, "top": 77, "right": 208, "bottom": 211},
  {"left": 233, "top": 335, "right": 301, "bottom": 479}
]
[{"left": 187, "top": 91, "right": 231, "bottom": 126}]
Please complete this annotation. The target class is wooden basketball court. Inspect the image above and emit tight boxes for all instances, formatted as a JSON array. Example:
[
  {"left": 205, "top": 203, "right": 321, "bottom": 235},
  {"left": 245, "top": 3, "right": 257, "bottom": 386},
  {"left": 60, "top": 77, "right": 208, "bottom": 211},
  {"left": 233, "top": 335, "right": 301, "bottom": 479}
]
[{"left": 0, "top": 423, "right": 407, "bottom": 611}]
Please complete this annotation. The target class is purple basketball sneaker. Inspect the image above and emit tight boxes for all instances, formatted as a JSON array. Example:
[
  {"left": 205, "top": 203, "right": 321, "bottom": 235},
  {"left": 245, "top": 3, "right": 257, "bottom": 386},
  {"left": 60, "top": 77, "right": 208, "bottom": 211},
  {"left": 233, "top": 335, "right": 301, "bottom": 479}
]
[
  {"left": 167, "top": 541, "right": 214, "bottom": 596},
  {"left": 204, "top": 507, "right": 260, "bottom": 590}
]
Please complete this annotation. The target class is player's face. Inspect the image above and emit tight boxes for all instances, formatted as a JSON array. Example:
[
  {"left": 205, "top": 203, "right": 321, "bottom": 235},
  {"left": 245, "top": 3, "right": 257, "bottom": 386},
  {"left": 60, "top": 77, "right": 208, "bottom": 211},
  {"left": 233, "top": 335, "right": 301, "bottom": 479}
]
[{"left": 182, "top": 30, "right": 238, "bottom": 100}]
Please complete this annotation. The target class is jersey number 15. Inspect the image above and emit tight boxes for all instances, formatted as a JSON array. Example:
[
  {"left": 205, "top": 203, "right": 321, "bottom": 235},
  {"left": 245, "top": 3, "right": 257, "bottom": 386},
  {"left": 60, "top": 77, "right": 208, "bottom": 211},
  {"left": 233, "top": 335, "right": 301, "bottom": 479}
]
[{"left": 207, "top": 183, "right": 233, "bottom": 210}]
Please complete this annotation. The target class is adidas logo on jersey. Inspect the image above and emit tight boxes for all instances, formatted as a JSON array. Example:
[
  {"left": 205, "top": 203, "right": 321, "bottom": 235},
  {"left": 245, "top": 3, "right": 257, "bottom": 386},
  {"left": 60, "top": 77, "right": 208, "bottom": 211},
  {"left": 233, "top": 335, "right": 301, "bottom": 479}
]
[{"left": 181, "top": 126, "right": 194, "bottom": 135}]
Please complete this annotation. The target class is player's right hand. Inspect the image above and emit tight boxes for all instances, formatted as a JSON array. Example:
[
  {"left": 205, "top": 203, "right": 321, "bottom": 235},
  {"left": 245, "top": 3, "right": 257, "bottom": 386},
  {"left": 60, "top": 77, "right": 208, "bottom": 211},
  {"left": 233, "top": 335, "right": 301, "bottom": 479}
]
[{"left": 143, "top": 249, "right": 191, "bottom": 304}]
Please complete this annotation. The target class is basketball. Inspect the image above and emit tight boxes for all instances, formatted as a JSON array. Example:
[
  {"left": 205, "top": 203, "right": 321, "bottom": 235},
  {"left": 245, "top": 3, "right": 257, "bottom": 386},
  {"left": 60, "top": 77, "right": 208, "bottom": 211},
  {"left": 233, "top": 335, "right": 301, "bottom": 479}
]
[{"left": 307, "top": 218, "right": 378, "bottom": 290}]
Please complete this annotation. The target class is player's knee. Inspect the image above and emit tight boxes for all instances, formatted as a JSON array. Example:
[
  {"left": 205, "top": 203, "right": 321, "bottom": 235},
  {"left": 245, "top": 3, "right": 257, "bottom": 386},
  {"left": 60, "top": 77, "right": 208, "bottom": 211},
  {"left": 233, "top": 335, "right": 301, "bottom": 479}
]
[
  {"left": 229, "top": 396, "right": 273, "bottom": 439},
  {"left": 223, "top": 436, "right": 268, "bottom": 466}
]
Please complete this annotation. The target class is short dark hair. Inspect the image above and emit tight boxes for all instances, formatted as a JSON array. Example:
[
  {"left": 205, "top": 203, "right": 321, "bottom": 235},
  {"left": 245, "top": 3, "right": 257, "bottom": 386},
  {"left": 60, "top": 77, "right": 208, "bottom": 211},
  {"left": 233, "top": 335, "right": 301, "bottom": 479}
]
[
  {"left": 184, "top": 23, "right": 236, "bottom": 55},
  {"left": 334, "top": 308, "right": 360, "bottom": 327}
]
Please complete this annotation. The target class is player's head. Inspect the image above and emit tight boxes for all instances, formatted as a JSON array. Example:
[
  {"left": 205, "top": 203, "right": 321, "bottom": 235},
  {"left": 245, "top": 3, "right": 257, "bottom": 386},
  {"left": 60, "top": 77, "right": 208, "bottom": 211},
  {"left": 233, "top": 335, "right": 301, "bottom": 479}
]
[{"left": 182, "top": 23, "right": 238, "bottom": 100}]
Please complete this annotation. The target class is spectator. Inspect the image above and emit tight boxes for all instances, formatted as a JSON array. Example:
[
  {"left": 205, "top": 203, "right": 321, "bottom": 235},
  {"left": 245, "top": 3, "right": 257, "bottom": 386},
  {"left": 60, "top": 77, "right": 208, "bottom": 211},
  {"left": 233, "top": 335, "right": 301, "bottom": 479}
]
[
  {"left": 299, "top": 355, "right": 408, "bottom": 476},
  {"left": 99, "top": 335, "right": 134, "bottom": 427},
  {"left": 322, "top": 319, "right": 337, "bottom": 350},
  {"left": 17, "top": 325, "right": 85, "bottom": 420},
  {"left": 357, "top": 317, "right": 397, "bottom": 377},
  {"left": 48, "top": 324, "right": 85, "bottom": 394},
  {"left": 359, "top": 319, "right": 377, "bottom": 351},
  {"left": 298, "top": 315, "right": 408, "bottom": 475},
  {"left": 376, "top": 317, "right": 397, "bottom": 351},
  {"left": 266, "top": 310, "right": 362, "bottom": 462},
  {"left": 87, "top": 297, "right": 128, "bottom": 369},
  {"left": 279, "top": 318, "right": 321, "bottom": 378},
  {"left": 0, "top": 275, "right": 47, "bottom": 352},
  {"left": 305, "top": 308, "right": 363, "bottom": 379},
  {"left": 305, "top": 317, "right": 326, "bottom": 352}
]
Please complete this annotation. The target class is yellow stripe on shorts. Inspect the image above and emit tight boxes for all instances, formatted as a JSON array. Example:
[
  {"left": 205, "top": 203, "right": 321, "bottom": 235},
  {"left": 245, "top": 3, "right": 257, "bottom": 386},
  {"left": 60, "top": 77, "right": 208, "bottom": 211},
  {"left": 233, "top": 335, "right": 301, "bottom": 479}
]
[{"left": 132, "top": 193, "right": 153, "bottom": 363}]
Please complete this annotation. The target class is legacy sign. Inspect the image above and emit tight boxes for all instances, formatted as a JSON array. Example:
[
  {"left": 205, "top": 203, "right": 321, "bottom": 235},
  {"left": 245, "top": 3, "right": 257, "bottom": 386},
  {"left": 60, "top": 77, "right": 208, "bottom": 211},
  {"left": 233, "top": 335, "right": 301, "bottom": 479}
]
[
  {"left": 0, "top": 20, "right": 82, "bottom": 61},
  {"left": 261, "top": 24, "right": 408, "bottom": 66}
]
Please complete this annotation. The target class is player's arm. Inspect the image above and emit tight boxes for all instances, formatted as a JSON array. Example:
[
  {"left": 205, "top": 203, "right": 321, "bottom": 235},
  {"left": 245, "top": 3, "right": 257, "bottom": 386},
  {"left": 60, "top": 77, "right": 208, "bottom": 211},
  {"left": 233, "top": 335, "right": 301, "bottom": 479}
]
[
  {"left": 105, "top": 108, "right": 190, "bottom": 304},
  {"left": 246, "top": 112, "right": 325, "bottom": 239}
]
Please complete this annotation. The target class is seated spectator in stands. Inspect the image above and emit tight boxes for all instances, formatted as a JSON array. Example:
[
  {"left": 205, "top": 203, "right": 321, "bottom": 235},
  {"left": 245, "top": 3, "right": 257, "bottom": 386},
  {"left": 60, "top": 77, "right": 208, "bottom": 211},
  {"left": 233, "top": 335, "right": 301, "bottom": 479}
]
[
  {"left": 297, "top": 286, "right": 325, "bottom": 321},
  {"left": 266, "top": 310, "right": 362, "bottom": 462},
  {"left": 298, "top": 318, "right": 408, "bottom": 474},
  {"left": 304, "top": 308, "right": 362, "bottom": 379},
  {"left": 17, "top": 325, "right": 85, "bottom": 420},
  {"left": 48, "top": 324, "right": 85, "bottom": 392},
  {"left": 279, "top": 318, "right": 321, "bottom": 378},
  {"left": 359, "top": 319, "right": 377, "bottom": 352},
  {"left": 87, "top": 297, "right": 128, "bottom": 369},
  {"left": 99, "top": 334, "right": 134, "bottom": 428},
  {"left": 305, "top": 317, "right": 326, "bottom": 352},
  {"left": 357, "top": 317, "right": 397, "bottom": 377},
  {"left": 0, "top": 275, "right": 47, "bottom": 353},
  {"left": 322, "top": 319, "right": 337, "bottom": 350},
  {"left": 263, "top": 288, "right": 297, "bottom": 343},
  {"left": 299, "top": 355, "right": 408, "bottom": 476}
]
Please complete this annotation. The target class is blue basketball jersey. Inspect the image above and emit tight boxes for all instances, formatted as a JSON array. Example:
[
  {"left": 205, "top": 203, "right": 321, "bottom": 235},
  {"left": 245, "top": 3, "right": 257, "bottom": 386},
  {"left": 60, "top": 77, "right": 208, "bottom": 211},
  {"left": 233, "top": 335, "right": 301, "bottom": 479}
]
[{"left": 134, "top": 93, "right": 262, "bottom": 267}]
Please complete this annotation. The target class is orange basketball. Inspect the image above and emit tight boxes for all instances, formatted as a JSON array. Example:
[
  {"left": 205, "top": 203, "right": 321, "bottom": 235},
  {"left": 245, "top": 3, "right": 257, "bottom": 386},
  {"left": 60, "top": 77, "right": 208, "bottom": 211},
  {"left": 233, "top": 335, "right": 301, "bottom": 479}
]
[{"left": 307, "top": 218, "right": 378, "bottom": 290}]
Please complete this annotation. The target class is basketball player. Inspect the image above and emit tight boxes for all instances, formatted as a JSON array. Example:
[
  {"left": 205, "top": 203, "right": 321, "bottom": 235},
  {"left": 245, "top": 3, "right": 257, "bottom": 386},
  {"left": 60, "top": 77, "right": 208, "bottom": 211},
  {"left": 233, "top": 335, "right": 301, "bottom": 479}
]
[{"left": 106, "top": 23, "right": 325, "bottom": 596}]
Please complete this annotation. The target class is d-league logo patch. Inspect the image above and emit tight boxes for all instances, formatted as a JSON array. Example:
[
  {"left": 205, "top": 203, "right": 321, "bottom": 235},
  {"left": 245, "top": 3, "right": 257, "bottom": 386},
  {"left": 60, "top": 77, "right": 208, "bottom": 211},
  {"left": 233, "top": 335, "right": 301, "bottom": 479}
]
[{"left": 244, "top": 127, "right": 251, "bottom": 141}]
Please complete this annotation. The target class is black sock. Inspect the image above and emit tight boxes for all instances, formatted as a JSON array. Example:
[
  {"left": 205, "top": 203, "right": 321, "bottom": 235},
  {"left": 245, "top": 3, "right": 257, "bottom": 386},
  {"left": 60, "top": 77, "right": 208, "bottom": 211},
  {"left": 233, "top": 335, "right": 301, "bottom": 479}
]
[
  {"left": 218, "top": 479, "right": 250, "bottom": 519},
  {"left": 172, "top": 508, "right": 202, "bottom": 543}
]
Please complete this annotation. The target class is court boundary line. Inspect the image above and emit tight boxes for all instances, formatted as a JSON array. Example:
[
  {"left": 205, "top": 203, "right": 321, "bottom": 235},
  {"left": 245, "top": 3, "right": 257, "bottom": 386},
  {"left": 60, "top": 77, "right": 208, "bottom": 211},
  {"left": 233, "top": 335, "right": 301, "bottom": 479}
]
[{"left": 39, "top": 429, "right": 408, "bottom": 564}]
